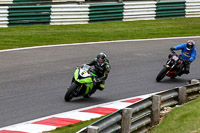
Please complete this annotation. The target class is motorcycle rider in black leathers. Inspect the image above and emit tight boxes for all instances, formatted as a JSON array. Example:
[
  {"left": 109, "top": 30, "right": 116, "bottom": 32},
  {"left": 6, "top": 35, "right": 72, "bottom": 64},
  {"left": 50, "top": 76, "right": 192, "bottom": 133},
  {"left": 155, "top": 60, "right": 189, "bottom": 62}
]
[{"left": 87, "top": 53, "right": 111, "bottom": 93}]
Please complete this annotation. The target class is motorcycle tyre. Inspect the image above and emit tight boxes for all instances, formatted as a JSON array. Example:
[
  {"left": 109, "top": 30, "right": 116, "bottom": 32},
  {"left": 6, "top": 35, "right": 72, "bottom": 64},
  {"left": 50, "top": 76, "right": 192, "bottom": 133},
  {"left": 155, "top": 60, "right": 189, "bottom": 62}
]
[
  {"left": 64, "top": 82, "right": 78, "bottom": 102},
  {"left": 156, "top": 67, "right": 168, "bottom": 82},
  {"left": 170, "top": 76, "right": 176, "bottom": 79}
]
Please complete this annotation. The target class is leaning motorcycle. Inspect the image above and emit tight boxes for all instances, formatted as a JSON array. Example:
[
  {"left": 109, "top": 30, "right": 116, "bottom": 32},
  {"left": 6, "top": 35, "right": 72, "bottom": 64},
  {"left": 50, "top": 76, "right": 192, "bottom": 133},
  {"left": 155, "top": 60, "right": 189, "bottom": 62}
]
[
  {"left": 156, "top": 51, "right": 185, "bottom": 82},
  {"left": 64, "top": 64, "right": 98, "bottom": 101}
]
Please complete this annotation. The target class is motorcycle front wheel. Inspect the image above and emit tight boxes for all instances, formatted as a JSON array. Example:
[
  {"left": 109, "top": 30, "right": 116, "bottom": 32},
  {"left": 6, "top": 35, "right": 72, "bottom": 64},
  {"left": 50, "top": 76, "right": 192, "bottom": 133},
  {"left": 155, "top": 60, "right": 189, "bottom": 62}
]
[
  {"left": 64, "top": 82, "right": 78, "bottom": 102},
  {"left": 156, "top": 67, "right": 168, "bottom": 82}
]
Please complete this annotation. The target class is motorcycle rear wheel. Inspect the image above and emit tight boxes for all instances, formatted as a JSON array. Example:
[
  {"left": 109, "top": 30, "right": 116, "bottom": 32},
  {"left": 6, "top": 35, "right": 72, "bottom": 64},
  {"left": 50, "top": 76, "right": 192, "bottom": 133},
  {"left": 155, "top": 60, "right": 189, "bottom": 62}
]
[
  {"left": 64, "top": 82, "right": 78, "bottom": 102},
  {"left": 156, "top": 67, "right": 168, "bottom": 82}
]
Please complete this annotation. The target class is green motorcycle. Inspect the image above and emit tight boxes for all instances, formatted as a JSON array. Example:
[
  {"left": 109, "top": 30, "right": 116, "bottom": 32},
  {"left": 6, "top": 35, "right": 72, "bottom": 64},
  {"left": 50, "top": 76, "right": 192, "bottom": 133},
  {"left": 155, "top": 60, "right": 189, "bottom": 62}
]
[{"left": 64, "top": 64, "right": 98, "bottom": 101}]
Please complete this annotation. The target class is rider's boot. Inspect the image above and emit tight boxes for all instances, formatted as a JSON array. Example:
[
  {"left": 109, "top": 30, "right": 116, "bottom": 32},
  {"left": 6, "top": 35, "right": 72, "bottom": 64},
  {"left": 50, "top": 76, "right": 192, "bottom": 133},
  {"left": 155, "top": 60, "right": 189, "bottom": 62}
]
[
  {"left": 98, "top": 81, "right": 105, "bottom": 91},
  {"left": 178, "top": 71, "right": 183, "bottom": 76},
  {"left": 185, "top": 68, "right": 190, "bottom": 74},
  {"left": 182, "top": 67, "right": 190, "bottom": 74}
]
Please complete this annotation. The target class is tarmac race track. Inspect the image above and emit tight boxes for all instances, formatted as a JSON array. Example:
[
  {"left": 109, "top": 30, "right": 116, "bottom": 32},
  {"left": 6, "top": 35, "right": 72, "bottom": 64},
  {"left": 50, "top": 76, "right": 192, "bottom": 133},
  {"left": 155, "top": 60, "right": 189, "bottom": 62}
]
[{"left": 0, "top": 37, "right": 199, "bottom": 128}]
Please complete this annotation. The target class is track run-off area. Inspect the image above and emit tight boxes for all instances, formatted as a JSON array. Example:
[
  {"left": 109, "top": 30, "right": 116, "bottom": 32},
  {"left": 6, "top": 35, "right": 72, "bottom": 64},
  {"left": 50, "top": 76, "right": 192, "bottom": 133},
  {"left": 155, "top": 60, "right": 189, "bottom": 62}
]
[{"left": 0, "top": 36, "right": 200, "bottom": 130}]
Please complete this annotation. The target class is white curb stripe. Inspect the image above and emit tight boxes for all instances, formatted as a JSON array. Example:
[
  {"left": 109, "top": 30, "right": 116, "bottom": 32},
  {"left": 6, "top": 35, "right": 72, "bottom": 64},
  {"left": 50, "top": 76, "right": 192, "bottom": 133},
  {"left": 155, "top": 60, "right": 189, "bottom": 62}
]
[
  {"left": 55, "top": 111, "right": 103, "bottom": 121},
  {"left": 0, "top": 124, "right": 55, "bottom": 133},
  {"left": 100, "top": 101, "right": 134, "bottom": 109}
]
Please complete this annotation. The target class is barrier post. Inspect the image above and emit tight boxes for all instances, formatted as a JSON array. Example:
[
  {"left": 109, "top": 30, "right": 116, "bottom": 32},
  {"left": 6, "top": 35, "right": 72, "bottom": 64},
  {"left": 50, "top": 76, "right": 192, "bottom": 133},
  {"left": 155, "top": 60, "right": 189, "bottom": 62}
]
[
  {"left": 87, "top": 126, "right": 99, "bottom": 133},
  {"left": 121, "top": 108, "right": 132, "bottom": 133},
  {"left": 178, "top": 86, "right": 186, "bottom": 105},
  {"left": 151, "top": 95, "right": 161, "bottom": 125},
  {"left": 191, "top": 79, "right": 200, "bottom": 84}
]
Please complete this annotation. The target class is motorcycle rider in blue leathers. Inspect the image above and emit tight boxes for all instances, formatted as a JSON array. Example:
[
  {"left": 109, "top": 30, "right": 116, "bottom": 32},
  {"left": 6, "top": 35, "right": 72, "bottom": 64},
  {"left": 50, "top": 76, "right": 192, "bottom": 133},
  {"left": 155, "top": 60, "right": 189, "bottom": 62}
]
[{"left": 170, "top": 40, "right": 197, "bottom": 75}]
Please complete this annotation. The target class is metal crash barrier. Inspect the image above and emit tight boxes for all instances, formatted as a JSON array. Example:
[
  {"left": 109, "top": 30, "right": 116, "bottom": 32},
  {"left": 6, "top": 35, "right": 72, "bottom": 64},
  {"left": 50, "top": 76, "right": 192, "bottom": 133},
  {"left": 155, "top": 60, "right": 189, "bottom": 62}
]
[
  {"left": 77, "top": 79, "right": 200, "bottom": 133},
  {"left": 1, "top": 0, "right": 200, "bottom": 27}
]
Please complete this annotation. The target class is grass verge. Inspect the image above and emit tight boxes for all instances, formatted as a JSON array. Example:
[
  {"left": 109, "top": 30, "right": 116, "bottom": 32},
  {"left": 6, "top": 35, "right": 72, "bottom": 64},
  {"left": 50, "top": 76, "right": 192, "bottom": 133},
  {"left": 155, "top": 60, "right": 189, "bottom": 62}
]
[
  {"left": 0, "top": 17, "right": 200, "bottom": 50},
  {"left": 151, "top": 96, "right": 200, "bottom": 133}
]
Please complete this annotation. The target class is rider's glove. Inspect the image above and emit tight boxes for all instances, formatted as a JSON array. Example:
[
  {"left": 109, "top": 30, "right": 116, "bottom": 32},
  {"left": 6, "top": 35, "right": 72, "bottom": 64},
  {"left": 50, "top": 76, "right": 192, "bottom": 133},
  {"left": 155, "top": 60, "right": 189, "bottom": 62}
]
[
  {"left": 93, "top": 78, "right": 101, "bottom": 83},
  {"left": 170, "top": 47, "right": 175, "bottom": 53}
]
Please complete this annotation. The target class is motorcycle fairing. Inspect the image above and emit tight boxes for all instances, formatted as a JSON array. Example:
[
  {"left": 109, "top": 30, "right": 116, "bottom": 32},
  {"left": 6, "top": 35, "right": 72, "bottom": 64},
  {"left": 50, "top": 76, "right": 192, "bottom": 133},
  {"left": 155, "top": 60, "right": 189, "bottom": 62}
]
[
  {"left": 74, "top": 68, "right": 93, "bottom": 84},
  {"left": 74, "top": 67, "right": 94, "bottom": 95}
]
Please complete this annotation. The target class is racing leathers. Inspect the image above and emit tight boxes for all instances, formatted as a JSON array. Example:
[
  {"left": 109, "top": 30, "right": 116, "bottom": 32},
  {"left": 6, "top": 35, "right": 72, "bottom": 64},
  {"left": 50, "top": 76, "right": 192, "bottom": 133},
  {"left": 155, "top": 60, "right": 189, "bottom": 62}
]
[
  {"left": 172, "top": 43, "right": 197, "bottom": 74},
  {"left": 87, "top": 58, "right": 110, "bottom": 91}
]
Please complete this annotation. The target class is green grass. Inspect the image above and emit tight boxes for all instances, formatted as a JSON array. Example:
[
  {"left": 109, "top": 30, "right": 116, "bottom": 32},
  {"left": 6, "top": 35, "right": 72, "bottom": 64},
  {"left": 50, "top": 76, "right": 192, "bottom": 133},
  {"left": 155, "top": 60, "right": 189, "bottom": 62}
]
[
  {"left": 0, "top": 17, "right": 200, "bottom": 50},
  {"left": 151, "top": 96, "right": 200, "bottom": 133}
]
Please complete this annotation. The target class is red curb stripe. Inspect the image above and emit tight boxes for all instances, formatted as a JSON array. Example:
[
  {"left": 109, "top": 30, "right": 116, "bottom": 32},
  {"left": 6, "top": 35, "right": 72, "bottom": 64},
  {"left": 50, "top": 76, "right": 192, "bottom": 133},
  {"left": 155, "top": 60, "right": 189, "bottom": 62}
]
[
  {"left": 0, "top": 130, "right": 27, "bottom": 133},
  {"left": 32, "top": 117, "right": 81, "bottom": 127},
  {"left": 121, "top": 98, "right": 143, "bottom": 103},
  {"left": 80, "top": 107, "right": 118, "bottom": 115}
]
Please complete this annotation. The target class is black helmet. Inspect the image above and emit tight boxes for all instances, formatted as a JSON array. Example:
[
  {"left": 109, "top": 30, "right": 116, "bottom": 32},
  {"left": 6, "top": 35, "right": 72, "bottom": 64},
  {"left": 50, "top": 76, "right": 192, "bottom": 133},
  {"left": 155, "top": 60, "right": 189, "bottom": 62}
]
[
  {"left": 186, "top": 40, "right": 195, "bottom": 50},
  {"left": 96, "top": 52, "right": 107, "bottom": 66}
]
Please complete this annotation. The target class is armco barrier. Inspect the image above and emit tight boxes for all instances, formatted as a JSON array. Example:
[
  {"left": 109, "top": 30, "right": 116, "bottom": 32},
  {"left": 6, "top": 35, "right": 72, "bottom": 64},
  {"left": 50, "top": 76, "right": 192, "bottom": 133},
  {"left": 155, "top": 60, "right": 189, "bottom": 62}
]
[
  {"left": 8, "top": 5, "right": 51, "bottom": 26},
  {"left": 1, "top": 1, "right": 200, "bottom": 27},
  {"left": 156, "top": 1, "right": 186, "bottom": 19},
  {"left": 78, "top": 79, "right": 200, "bottom": 133},
  {"left": 12, "top": 0, "right": 51, "bottom": 4},
  {"left": 0, "top": 0, "right": 84, "bottom": 4},
  {"left": 89, "top": 3, "right": 124, "bottom": 23},
  {"left": 123, "top": 1, "right": 156, "bottom": 21},
  {"left": 52, "top": 0, "right": 84, "bottom": 2},
  {"left": 186, "top": 0, "right": 200, "bottom": 18},
  {"left": 0, "top": 6, "right": 9, "bottom": 27},
  {"left": 0, "top": 0, "right": 13, "bottom": 4},
  {"left": 50, "top": 5, "right": 89, "bottom": 25}
]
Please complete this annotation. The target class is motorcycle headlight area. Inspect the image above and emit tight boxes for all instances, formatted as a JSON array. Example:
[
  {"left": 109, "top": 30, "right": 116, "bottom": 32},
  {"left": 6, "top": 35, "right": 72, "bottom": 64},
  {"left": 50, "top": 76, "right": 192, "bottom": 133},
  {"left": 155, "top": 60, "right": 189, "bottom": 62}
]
[
  {"left": 167, "top": 59, "right": 175, "bottom": 66},
  {"left": 172, "top": 56, "right": 179, "bottom": 61},
  {"left": 79, "top": 69, "right": 91, "bottom": 77}
]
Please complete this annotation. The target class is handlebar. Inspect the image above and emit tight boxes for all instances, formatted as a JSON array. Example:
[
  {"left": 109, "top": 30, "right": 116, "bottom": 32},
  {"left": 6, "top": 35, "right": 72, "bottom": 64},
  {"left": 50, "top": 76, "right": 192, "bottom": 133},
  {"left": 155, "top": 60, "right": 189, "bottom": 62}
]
[
  {"left": 169, "top": 48, "right": 190, "bottom": 63},
  {"left": 170, "top": 48, "right": 175, "bottom": 54},
  {"left": 168, "top": 49, "right": 183, "bottom": 61},
  {"left": 170, "top": 48, "right": 178, "bottom": 56}
]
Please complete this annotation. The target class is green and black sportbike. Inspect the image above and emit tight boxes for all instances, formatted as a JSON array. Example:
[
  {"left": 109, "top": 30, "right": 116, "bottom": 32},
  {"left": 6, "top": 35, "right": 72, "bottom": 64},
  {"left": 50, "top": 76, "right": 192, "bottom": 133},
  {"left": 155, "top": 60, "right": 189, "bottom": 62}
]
[{"left": 64, "top": 64, "right": 98, "bottom": 101}]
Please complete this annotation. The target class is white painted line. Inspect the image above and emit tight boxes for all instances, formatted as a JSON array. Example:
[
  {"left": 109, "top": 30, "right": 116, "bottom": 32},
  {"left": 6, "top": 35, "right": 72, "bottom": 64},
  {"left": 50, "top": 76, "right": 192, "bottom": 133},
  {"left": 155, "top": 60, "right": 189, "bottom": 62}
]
[
  {"left": 1, "top": 36, "right": 200, "bottom": 53},
  {"left": 100, "top": 101, "right": 135, "bottom": 109}
]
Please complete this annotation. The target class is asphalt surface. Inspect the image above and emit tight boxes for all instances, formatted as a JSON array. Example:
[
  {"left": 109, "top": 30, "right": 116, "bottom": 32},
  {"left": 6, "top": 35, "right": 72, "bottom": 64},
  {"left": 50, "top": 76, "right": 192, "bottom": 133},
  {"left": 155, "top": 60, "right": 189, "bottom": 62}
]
[{"left": 0, "top": 37, "right": 199, "bottom": 128}]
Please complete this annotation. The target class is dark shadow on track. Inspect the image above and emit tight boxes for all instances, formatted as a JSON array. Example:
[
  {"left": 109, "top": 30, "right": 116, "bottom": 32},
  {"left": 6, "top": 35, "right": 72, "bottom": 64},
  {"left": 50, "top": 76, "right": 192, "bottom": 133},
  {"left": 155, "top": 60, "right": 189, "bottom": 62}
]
[
  {"left": 63, "top": 96, "right": 106, "bottom": 103},
  {"left": 155, "top": 78, "right": 189, "bottom": 84}
]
